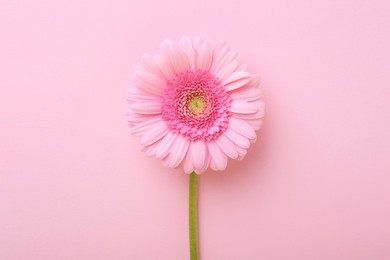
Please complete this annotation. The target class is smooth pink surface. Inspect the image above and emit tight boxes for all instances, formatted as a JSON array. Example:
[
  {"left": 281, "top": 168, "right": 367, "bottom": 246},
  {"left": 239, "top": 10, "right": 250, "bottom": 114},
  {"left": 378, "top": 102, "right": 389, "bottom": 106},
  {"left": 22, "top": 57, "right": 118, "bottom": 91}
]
[{"left": 1, "top": 0, "right": 389, "bottom": 259}]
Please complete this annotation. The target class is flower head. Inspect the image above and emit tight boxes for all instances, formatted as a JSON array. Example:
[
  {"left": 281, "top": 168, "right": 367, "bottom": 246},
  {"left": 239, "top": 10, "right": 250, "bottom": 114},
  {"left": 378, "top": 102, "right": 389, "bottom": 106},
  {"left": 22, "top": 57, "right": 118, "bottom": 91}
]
[{"left": 127, "top": 35, "right": 264, "bottom": 173}]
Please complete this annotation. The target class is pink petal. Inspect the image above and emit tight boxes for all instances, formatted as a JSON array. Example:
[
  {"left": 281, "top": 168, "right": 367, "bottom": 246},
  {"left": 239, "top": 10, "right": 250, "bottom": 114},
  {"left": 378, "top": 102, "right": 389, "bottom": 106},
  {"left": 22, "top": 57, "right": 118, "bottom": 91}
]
[
  {"left": 209, "top": 160, "right": 218, "bottom": 171},
  {"left": 251, "top": 100, "right": 265, "bottom": 109},
  {"left": 193, "top": 35, "right": 208, "bottom": 51},
  {"left": 191, "top": 140, "right": 206, "bottom": 171},
  {"left": 140, "top": 121, "right": 169, "bottom": 147},
  {"left": 199, "top": 148, "right": 211, "bottom": 173},
  {"left": 215, "top": 134, "right": 239, "bottom": 159},
  {"left": 127, "top": 89, "right": 161, "bottom": 102},
  {"left": 223, "top": 71, "right": 250, "bottom": 85},
  {"left": 228, "top": 117, "right": 257, "bottom": 142},
  {"left": 245, "top": 119, "right": 263, "bottom": 130},
  {"left": 224, "top": 49, "right": 239, "bottom": 63},
  {"left": 140, "top": 54, "right": 166, "bottom": 80},
  {"left": 232, "top": 110, "right": 264, "bottom": 120},
  {"left": 131, "top": 117, "right": 162, "bottom": 136},
  {"left": 127, "top": 112, "right": 159, "bottom": 126},
  {"left": 145, "top": 141, "right": 160, "bottom": 157},
  {"left": 159, "top": 39, "right": 174, "bottom": 58},
  {"left": 134, "top": 81, "right": 162, "bottom": 96},
  {"left": 155, "top": 132, "right": 177, "bottom": 159},
  {"left": 226, "top": 79, "right": 252, "bottom": 91},
  {"left": 224, "top": 127, "right": 250, "bottom": 149},
  {"left": 167, "top": 135, "right": 190, "bottom": 168},
  {"left": 229, "top": 100, "right": 259, "bottom": 114},
  {"left": 210, "top": 42, "right": 230, "bottom": 73},
  {"left": 236, "top": 64, "right": 247, "bottom": 71},
  {"left": 236, "top": 145, "right": 247, "bottom": 160},
  {"left": 134, "top": 70, "right": 164, "bottom": 95},
  {"left": 183, "top": 148, "right": 195, "bottom": 174},
  {"left": 196, "top": 40, "right": 212, "bottom": 70},
  {"left": 213, "top": 49, "right": 239, "bottom": 75},
  {"left": 131, "top": 100, "right": 161, "bottom": 115},
  {"left": 216, "top": 61, "right": 238, "bottom": 82},
  {"left": 229, "top": 87, "right": 262, "bottom": 101},
  {"left": 170, "top": 46, "right": 190, "bottom": 73},
  {"left": 179, "top": 35, "right": 195, "bottom": 67},
  {"left": 154, "top": 55, "right": 176, "bottom": 79},
  {"left": 232, "top": 101, "right": 264, "bottom": 120},
  {"left": 207, "top": 141, "right": 228, "bottom": 171}
]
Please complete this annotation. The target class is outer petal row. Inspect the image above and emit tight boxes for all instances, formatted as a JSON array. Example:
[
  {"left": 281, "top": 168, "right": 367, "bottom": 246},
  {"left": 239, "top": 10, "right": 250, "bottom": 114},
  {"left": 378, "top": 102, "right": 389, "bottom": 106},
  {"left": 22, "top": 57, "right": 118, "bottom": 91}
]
[{"left": 134, "top": 36, "right": 249, "bottom": 98}]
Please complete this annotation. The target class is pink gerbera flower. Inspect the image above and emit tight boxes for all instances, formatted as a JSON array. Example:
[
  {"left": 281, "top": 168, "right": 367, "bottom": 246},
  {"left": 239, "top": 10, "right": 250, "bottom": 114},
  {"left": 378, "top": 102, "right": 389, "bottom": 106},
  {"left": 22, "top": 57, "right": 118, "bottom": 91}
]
[{"left": 127, "top": 35, "right": 264, "bottom": 174}]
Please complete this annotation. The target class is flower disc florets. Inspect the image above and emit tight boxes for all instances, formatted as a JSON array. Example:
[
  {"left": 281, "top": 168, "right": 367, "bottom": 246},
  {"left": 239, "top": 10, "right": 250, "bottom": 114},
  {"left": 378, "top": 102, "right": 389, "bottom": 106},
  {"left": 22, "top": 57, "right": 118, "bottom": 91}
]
[{"left": 162, "top": 69, "right": 231, "bottom": 141}]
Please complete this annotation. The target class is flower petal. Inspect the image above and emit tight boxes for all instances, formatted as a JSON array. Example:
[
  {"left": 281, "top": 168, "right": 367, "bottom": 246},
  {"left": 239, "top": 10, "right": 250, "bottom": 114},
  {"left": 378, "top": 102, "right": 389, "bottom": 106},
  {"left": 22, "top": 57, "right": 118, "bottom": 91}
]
[
  {"left": 179, "top": 35, "right": 195, "bottom": 67},
  {"left": 229, "top": 100, "right": 259, "bottom": 114},
  {"left": 127, "top": 112, "right": 160, "bottom": 126},
  {"left": 236, "top": 145, "right": 247, "bottom": 160},
  {"left": 236, "top": 64, "right": 247, "bottom": 71},
  {"left": 155, "top": 54, "right": 176, "bottom": 79},
  {"left": 245, "top": 118, "right": 263, "bottom": 131},
  {"left": 199, "top": 148, "right": 211, "bottom": 173},
  {"left": 127, "top": 89, "right": 161, "bottom": 102},
  {"left": 131, "top": 100, "right": 161, "bottom": 115},
  {"left": 155, "top": 132, "right": 177, "bottom": 159},
  {"left": 228, "top": 117, "right": 257, "bottom": 142},
  {"left": 207, "top": 141, "right": 228, "bottom": 171},
  {"left": 224, "top": 127, "right": 250, "bottom": 149},
  {"left": 131, "top": 116, "right": 162, "bottom": 136},
  {"left": 229, "top": 86, "right": 262, "bottom": 101},
  {"left": 145, "top": 141, "right": 160, "bottom": 157},
  {"left": 213, "top": 49, "right": 239, "bottom": 75},
  {"left": 215, "top": 133, "right": 239, "bottom": 159},
  {"left": 140, "top": 54, "right": 166, "bottom": 80},
  {"left": 140, "top": 121, "right": 169, "bottom": 147},
  {"left": 134, "top": 81, "right": 162, "bottom": 96},
  {"left": 193, "top": 35, "right": 209, "bottom": 51},
  {"left": 159, "top": 39, "right": 174, "bottom": 58},
  {"left": 183, "top": 148, "right": 195, "bottom": 174},
  {"left": 210, "top": 42, "right": 230, "bottom": 73},
  {"left": 216, "top": 61, "right": 238, "bottom": 82},
  {"left": 191, "top": 140, "right": 206, "bottom": 171},
  {"left": 170, "top": 45, "right": 190, "bottom": 73},
  {"left": 232, "top": 110, "right": 264, "bottom": 120},
  {"left": 223, "top": 72, "right": 251, "bottom": 91},
  {"left": 225, "top": 79, "right": 253, "bottom": 92},
  {"left": 166, "top": 134, "right": 190, "bottom": 168},
  {"left": 134, "top": 70, "right": 165, "bottom": 95},
  {"left": 196, "top": 40, "right": 212, "bottom": 70}
]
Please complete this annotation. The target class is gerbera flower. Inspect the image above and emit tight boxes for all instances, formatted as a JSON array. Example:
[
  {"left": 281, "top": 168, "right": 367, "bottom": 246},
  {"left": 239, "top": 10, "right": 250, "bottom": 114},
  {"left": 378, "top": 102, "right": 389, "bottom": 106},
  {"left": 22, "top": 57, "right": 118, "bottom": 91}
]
[{"left": 127, "top": 35, "right": 264, "bottom": 174}]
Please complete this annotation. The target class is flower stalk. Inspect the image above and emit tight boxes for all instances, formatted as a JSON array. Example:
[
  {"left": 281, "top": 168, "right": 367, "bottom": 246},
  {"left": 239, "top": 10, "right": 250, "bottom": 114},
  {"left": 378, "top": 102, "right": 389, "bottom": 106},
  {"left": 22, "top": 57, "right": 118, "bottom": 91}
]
[{"left": 189, "top": 172, "right": 199, "bottom": 260}]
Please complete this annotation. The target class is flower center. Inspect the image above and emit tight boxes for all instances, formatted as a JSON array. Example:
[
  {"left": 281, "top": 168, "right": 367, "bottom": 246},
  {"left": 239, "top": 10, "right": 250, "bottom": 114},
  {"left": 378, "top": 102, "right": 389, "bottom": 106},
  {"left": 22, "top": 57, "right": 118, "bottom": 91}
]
[
  {"left": 161, "top": 69, "right": 231, "bottom": 141},
  {"left": 189, "top": 96, "right": 205, "bottom": 113}
]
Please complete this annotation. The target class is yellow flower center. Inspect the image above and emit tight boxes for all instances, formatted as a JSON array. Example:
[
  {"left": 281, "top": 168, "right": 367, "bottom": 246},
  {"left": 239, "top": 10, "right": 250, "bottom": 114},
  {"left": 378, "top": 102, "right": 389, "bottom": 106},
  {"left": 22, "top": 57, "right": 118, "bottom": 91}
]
[{"left": 189, "top": 96, "right": 205, "bottom": 113}]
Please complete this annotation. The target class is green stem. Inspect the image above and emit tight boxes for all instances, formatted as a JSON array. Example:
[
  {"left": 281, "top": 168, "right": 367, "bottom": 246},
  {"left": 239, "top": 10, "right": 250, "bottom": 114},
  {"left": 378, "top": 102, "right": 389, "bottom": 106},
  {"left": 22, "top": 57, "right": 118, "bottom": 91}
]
[{"left": 189, "top": 172, "right": 199, "bottom": 260}]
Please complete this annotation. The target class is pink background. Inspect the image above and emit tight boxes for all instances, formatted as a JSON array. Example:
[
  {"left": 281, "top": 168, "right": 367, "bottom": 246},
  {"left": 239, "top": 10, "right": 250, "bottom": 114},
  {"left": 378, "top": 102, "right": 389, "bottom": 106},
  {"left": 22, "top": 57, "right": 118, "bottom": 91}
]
[{"left": 1, "top": 0, "right": 390, "bottom": 259}]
